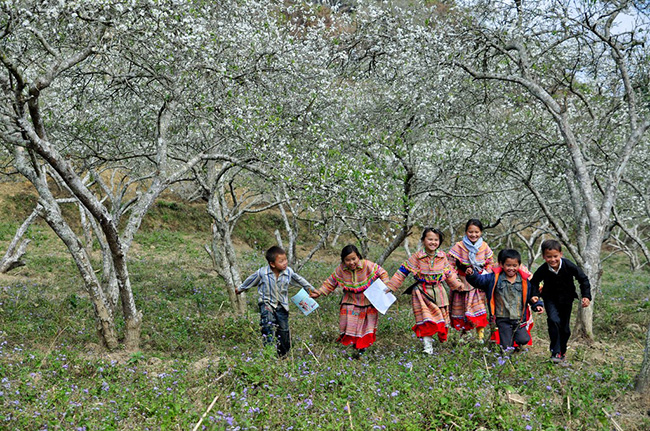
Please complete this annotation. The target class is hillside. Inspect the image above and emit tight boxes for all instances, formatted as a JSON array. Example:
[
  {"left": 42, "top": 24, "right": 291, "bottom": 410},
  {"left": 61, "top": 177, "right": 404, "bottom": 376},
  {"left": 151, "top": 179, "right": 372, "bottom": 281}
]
[{"left": 0, "top": 180, "right": 649, "bottom": 430}]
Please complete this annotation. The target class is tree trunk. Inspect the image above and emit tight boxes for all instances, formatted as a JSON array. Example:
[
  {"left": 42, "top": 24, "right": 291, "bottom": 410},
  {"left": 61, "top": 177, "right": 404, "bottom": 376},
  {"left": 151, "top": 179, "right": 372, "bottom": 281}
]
[
  {"left": 78, "top": 202, "right": 93, "bottom": 256},
  {"left": 294, "top": 230, "right": 329, "bottom": 272},
  {"left": 223, "top": 230, "right": 247, "bottom": 314},
  {"left": 635, "top": 322, "right": 650, "bottom": 393},
  {"left": 331, "top": 222, "right": 343, "bottom": 247},
  {"left": 208, "top": 222, "right": 247, "bottom": 314},
  {"left": 403, "top": 237, "right": 411, "bottom": 257},
  {"left": 574, "top": 304, "right": 594, "bottom": 340},
  {"left": 124, "top": 310, "right": 143, "bottom": 352},
  {"left": 14, "top": 153, "right": 121, "bottom": 350},
  {"left": 376, "top": 223, "right": 411, "bottom": 266},
  {"left": 116, "top": 265, "right": 142, "bottom": 352},
  {"left": 86, "top": 212, "right": 121, "bottom": 313},
  {"left": 42, "top": 207, "right": 120, "bottom": 349},
  {"left": 0, "top": 206, "right": 40, "bottom": 273},
  {"left": 277, "top": 202, "right": 298, "bottom": 266},
  {"left": 346, "top": 221, "right": 369, "bottom": 257},
  {"left": 573, "top": 254, "right": 601, "bottom": 341}
]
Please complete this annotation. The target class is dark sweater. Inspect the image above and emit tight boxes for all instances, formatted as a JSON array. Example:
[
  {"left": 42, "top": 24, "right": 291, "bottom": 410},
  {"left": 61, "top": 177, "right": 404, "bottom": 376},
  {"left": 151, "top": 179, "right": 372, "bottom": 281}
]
[{"left": 530, "top": 258, "right": 591, "bottom": 303}]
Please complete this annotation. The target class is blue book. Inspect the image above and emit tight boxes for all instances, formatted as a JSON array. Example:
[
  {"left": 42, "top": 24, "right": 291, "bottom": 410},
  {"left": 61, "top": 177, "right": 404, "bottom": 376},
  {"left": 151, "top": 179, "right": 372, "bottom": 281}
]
[{"left": 291, "top": 288, "right": 319, "bottom": 315}]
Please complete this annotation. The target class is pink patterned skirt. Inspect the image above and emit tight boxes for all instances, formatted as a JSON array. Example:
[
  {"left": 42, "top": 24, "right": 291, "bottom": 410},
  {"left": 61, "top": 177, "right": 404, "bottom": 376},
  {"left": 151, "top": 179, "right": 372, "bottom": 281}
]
[
  {"left": 411, "top": 288, "right": 448, "bottom": 342},
  {"left": 450, "top": 288, "right": 488, "bottom": 331},
  {"left": 338, "top": 304, "right": 378, "bottom": 349}
]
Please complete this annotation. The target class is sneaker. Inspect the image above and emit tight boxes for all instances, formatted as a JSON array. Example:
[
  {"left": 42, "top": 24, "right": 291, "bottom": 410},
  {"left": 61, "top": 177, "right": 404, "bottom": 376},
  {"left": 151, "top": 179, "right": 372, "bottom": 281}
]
[
  {"left": 423, "top": 336, "right": 434, "bottom": 355},
  {"left": 550, "top": 352, "right": 564, "bottom": 363}
]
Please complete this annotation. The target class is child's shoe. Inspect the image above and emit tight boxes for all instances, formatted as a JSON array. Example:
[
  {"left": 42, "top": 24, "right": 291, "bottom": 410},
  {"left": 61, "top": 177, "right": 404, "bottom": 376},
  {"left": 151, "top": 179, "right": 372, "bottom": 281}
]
[
  {"left": 353, "top": 348, "right": 366, "bottom": 359},
  {"left": 423, "top": 336, "right": 434, "bottom": 355},
  {"left": 550, "top": 352, "right": 564, "bottom": 363}
]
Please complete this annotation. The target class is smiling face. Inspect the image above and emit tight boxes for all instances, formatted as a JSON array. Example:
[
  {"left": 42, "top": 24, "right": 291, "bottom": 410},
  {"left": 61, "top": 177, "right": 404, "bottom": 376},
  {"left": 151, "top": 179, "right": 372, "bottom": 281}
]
[
  {"left": 465, "top": 224, "right": 482, "bottom": 243},
  {"left": 343, "top": 252, "right": 361, "bottom": 270},
  {"left": 502, "top": 257, "right": 520, "bottom": 278},
  {"left": 542, "top": 249, "right": 563, "bottom": 271},
  {"left": 422, "top": 231, "right": 441, "bottom": 254}
]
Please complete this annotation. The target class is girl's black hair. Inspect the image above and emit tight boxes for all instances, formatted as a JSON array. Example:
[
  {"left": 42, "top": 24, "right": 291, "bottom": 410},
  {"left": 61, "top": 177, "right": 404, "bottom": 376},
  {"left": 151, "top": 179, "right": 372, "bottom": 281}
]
[
  {"left": 465, "top": 218, "right": 484, "bottom": 232},
  {"left": 341, "top": 244, "right": 363, "bottom": 261},
  {"left": 421, "top": 228, "right": 444, "bottom": 246}
]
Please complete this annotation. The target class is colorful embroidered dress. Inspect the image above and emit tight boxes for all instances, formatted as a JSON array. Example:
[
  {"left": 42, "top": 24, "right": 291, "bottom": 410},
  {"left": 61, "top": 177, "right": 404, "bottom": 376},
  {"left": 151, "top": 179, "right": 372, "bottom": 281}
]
[
  {"left": 317, "top": 259, "right": 389, "bottom": 349},
  {"left": 388, "top": 250, "right": 462, "bottom": 342},
  {"left": 447, "top": 240, "right": 494, "bottom": 331}
]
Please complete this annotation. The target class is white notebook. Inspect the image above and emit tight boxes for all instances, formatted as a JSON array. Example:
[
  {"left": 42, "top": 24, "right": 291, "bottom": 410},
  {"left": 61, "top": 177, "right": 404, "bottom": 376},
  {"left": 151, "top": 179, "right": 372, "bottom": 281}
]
[{"left": 363, "top": 279, "right": 396, "bottom": 315}]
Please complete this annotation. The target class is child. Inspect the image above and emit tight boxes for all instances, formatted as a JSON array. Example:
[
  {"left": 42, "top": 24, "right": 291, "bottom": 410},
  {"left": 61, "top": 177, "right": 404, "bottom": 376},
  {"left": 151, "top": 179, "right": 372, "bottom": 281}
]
[
  {"left": 530, "top": 239, "right": 591, "bottom": 363},
  {"left": 447, "top": 219, "right": 494, "bottom": 341},
  {"left": 309, "top": 245, "right": 389, "bottom": 355},
  {"left": 236, "top": 245, "right": 315, "bottom": 357},
  {"left": 386, "top": 228, "right": 463, "bottom": 354},
  {"left": 465, "top": 249, "right": 544, "bottom": 351}
]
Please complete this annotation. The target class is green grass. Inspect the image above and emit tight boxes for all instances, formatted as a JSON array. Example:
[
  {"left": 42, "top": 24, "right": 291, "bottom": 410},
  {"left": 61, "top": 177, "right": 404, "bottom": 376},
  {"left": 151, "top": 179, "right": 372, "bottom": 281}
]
[
  {"left": 0, "top": 222, "right": 19, "bottom": 242},
  {"left": 595, "top": 256, "right": 650, "bottom": 343},
  {"left": 0, "top": 192, "right": 38, "bottom": 219},
  {"left": 0, "top": 203, "right": 649, "bottom": 430},
  {"left": 232, "top": 212, "right": 283, "bottom": 251},
  {"left": 0, "top": 307, "right": 644, "bottom": 430},
  {"left": 140, "top": 199, "right": 211, "bottom": 233}
]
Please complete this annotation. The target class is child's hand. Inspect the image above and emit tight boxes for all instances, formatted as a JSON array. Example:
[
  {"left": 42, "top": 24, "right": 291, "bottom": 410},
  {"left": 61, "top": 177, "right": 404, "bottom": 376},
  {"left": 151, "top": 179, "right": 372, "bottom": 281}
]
[
  {"left": 235, "top": 288, "right": 242, "bottom": 295},
  {"left": 465, "top": 267, "right": 474, "bottom": 276},
  {"left": 531, "top": 296, "right": 539, "bottom": 303},
  {"left": 581, "top": 297, "right": 591, "bottom": 308},
  {"left": 534, "top": 305, "right": 544, "bottom": 314},
  {"left": 383, "top": 287, "right": 393, "bottom": 294},
  {"left": 309, "top": 290, "right": 320, "bottom": 298}
]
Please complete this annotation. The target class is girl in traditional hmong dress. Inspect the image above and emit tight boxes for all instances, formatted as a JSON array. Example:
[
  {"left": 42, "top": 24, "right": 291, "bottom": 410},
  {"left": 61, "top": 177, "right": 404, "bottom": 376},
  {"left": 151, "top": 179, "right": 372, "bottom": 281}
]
[
  {"left": 447, "top": 219, "right": 494, "bottom": 341},
  {"left": 310, "top": 245, "right": 389, "bottom": 353},
  {"left": 387, "top": 228, "right": 463, "bottom": 354}
]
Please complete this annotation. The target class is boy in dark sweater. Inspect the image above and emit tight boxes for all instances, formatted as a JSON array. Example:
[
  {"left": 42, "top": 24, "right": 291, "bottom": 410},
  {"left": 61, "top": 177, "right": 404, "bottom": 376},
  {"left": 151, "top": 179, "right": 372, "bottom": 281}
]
[{"left": 531, "top": 239, "right": 591, "bottom": 363}]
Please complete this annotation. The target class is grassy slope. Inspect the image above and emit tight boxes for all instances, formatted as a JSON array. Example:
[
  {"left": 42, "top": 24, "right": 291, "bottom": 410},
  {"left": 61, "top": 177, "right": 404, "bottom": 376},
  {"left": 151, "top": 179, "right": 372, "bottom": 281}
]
[{"left": 0, "top": 181, "right": 649, "bottom": 430}]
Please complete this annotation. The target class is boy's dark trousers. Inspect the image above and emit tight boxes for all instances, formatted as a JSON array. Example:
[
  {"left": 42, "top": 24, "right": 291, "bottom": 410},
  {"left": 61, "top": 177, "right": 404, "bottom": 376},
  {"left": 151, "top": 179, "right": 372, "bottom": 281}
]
[
  {"left": 259, "top": 304, "right": 291, "bottom": 357},
  {"left": 495, "top": 317, "right": 530, "bottom": 350},
  {"left": 544, "top": 299, "right": 573, "bottom": 355}
]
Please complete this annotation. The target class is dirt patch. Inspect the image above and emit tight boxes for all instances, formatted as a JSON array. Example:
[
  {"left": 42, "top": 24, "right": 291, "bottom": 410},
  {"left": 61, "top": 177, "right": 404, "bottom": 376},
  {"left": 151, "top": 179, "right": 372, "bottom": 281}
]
[
  {"left": 0, "top": 179, "right": 37, "bottom": 197},
  {"left": 191, "top": 357, "right": 221, "bottom": 373},
  {"left": 614, "top": 391, "right": 650, "bottom": 430}
]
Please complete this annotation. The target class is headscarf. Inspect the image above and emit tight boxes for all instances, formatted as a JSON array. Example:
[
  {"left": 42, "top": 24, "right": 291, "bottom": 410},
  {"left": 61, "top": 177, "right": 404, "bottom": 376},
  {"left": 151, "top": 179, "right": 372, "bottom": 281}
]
[{"left": 462, "top": 235, "right": 484, "bottom": 272}]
